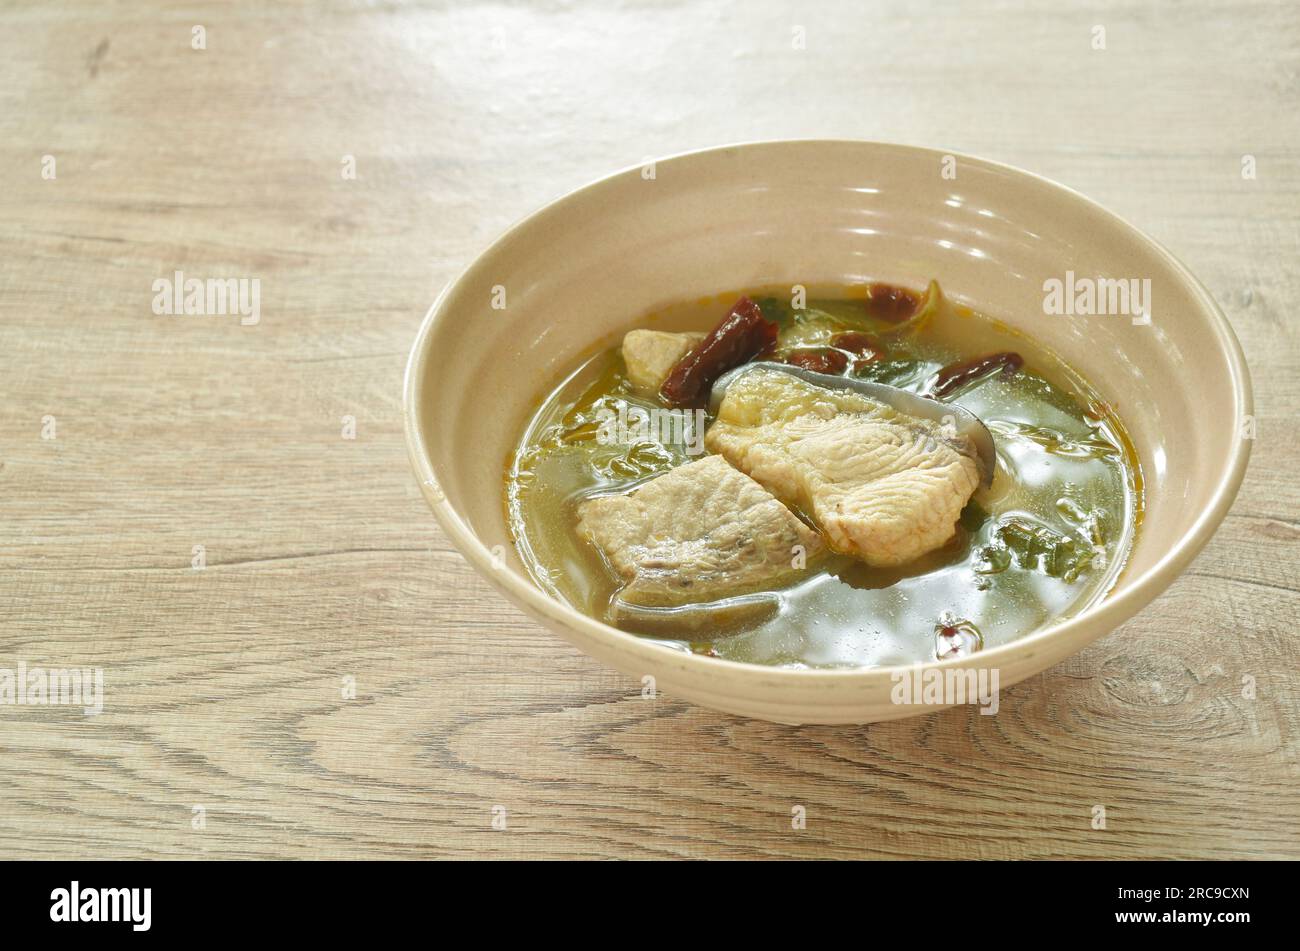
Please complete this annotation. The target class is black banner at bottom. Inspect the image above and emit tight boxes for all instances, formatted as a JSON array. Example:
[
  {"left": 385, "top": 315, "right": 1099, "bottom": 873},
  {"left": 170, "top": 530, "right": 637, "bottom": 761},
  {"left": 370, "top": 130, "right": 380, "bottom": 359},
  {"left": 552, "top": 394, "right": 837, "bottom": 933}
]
[{"left": 4, "top": 860, "right": 1280, "bottom": 938}]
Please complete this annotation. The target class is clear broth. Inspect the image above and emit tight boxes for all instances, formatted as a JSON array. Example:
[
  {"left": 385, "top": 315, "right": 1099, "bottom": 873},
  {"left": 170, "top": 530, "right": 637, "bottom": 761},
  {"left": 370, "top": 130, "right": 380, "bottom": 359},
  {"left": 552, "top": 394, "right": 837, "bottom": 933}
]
[{"left": 505, "top": 285, "right": 1143, "bottom": 669}]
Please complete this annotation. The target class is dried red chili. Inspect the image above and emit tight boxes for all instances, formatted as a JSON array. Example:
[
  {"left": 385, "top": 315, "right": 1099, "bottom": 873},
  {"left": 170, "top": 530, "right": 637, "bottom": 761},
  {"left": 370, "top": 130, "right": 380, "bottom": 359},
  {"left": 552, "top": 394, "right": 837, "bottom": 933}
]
[
  {"left": 784, "top": 348, "right": 849, "bottom": 375},
  {"left": 829, "top": 331, "right": 883, "bottom": 360},
  {"left": 931, "top": 351, "right": 1024, "bottom": 399},
  {"left": 865, "top": 283, "right": 923, "bottom": 323},
  {"left": 659, "top": 296, "right": 778, "bottom": 406}
]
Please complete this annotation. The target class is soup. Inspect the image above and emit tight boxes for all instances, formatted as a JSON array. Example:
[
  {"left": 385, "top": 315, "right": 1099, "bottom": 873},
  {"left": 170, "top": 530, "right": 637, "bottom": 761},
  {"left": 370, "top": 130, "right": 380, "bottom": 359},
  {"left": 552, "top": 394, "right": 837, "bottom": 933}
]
[{"left": 505, "top": 281, "right": 1142, "bottom": 669}]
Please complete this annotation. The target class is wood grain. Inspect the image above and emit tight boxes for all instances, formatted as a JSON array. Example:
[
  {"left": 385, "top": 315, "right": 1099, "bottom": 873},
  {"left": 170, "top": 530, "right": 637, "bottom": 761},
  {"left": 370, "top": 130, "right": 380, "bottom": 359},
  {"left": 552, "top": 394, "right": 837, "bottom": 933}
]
[{"left": 0, "top": 0, "right": 1296, "bottom": 860}]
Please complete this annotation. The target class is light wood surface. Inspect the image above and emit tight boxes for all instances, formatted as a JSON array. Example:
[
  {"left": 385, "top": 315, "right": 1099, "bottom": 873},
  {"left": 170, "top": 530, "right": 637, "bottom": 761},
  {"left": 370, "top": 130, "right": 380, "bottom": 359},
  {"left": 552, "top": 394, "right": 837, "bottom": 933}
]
[{"left": 2, "top": 0, "right": 1297, "bottom": 860}]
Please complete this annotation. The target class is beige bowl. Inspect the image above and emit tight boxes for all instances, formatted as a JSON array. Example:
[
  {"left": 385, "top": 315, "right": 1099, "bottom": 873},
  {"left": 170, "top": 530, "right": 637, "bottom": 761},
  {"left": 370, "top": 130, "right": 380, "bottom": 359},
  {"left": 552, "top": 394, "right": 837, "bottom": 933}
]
[{"left": 403, "top": 141, "right": 1251, "bottom": 724}]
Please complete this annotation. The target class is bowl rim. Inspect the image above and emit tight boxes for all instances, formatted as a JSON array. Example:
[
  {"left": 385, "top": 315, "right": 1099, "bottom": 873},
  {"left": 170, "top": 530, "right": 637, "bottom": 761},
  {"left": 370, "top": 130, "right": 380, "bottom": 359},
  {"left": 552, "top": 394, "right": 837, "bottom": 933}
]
[{"left": 402, "top": 138, "right": 1253, "bottom": 684}]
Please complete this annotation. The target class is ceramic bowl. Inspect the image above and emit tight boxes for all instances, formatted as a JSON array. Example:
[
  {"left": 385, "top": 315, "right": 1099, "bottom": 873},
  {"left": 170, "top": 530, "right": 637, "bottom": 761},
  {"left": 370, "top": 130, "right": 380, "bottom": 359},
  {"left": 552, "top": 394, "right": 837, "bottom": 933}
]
[{"left": 402, "top": 141, "right": 1251, "bottom": 724}]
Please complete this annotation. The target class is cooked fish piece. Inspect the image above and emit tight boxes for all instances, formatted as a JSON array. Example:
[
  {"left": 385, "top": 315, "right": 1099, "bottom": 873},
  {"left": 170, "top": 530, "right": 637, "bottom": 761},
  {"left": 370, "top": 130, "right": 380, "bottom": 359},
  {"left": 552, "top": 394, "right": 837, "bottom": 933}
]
[
  {"left": 705, "top": 367, "right": 981, "bottom": 566},
  {"left": 577, "top": 454, "right": 823, "bottom": 606},
  {"left": 622, "top": 330, "right": 705, "bottom": 393}
]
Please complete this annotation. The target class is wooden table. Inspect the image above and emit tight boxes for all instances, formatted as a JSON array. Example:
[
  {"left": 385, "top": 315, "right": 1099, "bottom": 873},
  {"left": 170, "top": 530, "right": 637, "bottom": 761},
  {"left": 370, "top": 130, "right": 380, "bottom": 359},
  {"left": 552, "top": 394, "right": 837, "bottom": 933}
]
[{"left": 2, "top": 0, "right": 1296, "bottom": 860}]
